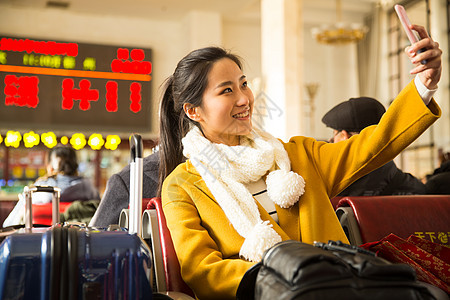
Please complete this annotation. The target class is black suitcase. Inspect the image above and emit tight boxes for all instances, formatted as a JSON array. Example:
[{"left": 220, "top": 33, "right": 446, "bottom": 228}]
[{"left": 237, "top": 240, "right": 441, "bottom": 300}]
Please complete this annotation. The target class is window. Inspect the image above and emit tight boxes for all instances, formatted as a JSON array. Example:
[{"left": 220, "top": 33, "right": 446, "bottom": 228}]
[{"left": 388, "top": 0, "right": 435, "bottom": 179}]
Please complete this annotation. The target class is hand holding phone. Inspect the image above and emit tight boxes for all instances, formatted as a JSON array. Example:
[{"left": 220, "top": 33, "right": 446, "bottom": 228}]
[{"left": 394, "top": 4, "right": 427, "bottom": 64}]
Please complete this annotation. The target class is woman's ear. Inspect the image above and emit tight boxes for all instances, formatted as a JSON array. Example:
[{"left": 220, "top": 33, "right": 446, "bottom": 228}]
[
  {"left": 46, "top": 155, "right": 59, "bottom": 175},
  {"left": 183, "top": 103, "right": 201, "bottom": 122},
  {"left": 341, "top": 130, "right": 352, "bottom": 140}
]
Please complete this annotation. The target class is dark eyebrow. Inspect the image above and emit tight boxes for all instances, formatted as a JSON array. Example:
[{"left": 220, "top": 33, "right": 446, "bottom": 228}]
[{"left": 215, "top": 75, "right": 247, "bottom": 90}]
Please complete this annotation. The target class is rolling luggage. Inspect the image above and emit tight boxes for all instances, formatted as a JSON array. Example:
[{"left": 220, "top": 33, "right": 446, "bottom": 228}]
[{"left": 0, "top": 135, "right": 153, "bottom": 300}]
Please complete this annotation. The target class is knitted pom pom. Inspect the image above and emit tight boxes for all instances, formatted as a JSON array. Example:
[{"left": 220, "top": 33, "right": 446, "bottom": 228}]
[
  {"left": 239, "top": 221, "right": 282, "bottom": 262},
  {"left": 266, "top": 169, "right": 305, "bottom": 208}
]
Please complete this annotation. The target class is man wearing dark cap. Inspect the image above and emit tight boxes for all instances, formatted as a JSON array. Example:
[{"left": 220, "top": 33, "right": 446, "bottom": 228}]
[{"left": 322, "top": 97, "right": 426, "bottom": 196}]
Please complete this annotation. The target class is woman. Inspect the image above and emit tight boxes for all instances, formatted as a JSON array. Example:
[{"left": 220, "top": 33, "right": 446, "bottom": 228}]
[
  {"left": 3, "top": 145, "right": 100, "bottom": 227},
  {"left": 32, "top": 145, "right": 100, "bottom": 203},
  {"left": 159, "top": 24, "right": 442, "bottom": 299}
]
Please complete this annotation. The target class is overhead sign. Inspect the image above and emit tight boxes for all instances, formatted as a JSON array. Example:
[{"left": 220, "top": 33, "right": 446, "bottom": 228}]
[{"left": 0, "top": 36, "right": 153, "bottom": 133}]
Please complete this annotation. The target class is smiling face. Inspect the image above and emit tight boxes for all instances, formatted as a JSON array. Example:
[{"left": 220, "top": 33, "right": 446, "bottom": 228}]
[{"left": 184, "top": 58, "right": 254, "bottom": 146}]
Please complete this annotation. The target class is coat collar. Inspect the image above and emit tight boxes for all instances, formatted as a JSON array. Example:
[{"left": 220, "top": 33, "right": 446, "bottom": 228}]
[{"left": 186, "top": 159, "right": 215, "bottom": 200}]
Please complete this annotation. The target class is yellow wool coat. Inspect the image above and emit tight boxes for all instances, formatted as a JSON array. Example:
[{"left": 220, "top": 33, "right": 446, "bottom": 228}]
[{"left": 161, "top": 80, "right": 441, "bottom": 300}]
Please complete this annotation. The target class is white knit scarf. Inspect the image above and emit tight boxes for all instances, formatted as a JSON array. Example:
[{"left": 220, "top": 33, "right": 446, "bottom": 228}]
[{"left": 182, "top": 127, "right": 305, "bottom": 262}]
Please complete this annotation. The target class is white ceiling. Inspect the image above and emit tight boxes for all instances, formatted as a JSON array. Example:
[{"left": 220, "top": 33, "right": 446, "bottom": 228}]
[{"left": 1, "top": 0, "right": 380, "bottom": 25}]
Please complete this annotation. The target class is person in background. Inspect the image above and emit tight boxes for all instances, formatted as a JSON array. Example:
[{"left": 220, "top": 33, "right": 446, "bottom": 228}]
[
  {"left": 33, "top": 145, "right": 100, "bottom": 203},
  {"left": 425, "top": 159, "right": 450, "bottom": 194},
  {"left": 3, "top": 145, "right": 100, "bottom": 227},
  {"left": 158, "top": 23, "right": 441, "bottom": 300},
  {"left": 89, "top": 152, "right": 159, "bottom": 227},
  {"left": 322, "top": 97, "right": 426, "bottom": 196}
]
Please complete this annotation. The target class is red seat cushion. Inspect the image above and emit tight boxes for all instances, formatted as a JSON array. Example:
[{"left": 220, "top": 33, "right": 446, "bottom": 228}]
[
  {"left": 127, "top": 198, "right": 152, "bottom": 212},
  {"left": 330, "top": 196, "right": 343, "bottom": 210},
  {"left": 146, "top": 198, "right": 195, "bottom": 297},
  {"left": 32, "top": 202, "right": 72, "bottom": 225},
  {"left": 336, "top": 195, "right": 450, "bottom": 245}
]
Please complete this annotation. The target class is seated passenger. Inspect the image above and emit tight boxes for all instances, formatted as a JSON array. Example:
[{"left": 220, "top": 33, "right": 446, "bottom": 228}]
[
  {"left": 425, "top": 160, "right": 450, "bottom": 194},
  {"left": 3, "top": 145, "right": 100, "bottom": 227},
  {"left": 322, "top": 97, "right": 426, "bottom": 196},
  {"left": 89, "top": 152, "right": 159, "bottom": 227},
  {"left": 159, "top": 24, "right": 442, "bottom": 299},
  {"left": 33, "top": 145, "right": 100, "bottom": 203}
]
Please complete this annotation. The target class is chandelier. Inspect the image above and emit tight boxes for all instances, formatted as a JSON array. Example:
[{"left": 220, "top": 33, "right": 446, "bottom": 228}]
[{"left": 311, "top": 0, "right": 368, "bottom": 45}]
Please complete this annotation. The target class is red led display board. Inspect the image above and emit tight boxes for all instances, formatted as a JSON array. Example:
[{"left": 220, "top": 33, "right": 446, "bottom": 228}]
[{"left": 0, "top": 36, "right": 152, "bottom": 133}]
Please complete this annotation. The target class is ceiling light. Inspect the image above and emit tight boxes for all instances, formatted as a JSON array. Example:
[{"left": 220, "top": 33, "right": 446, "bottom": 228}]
[
  {"left": 46, "top": 1, "right": 70, "bottom": 9},
  {"left": 311, "top": 0, "right": 368, "bottom": 45}
]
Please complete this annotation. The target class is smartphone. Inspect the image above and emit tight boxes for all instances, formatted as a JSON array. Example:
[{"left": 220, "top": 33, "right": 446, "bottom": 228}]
[{"left": 394, "top": 4, "right": 427, "bottom": 64}]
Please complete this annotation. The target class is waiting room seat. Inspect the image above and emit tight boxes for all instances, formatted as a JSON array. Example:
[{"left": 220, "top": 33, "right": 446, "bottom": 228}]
[
  {"left": 117, "top": 198, "right": 152, "bottom": 229},
  {"left": 335, "top": 195, "right": 450, "bottom": 246},
  {"left": 142, "top": 197, "right": 195, "bottom": 300},
  {"left": 330, "top": 196, "right": 343, "bottom": 210},
  {"left": 32, "top": 202, "right": 72, "bottom": 225}
]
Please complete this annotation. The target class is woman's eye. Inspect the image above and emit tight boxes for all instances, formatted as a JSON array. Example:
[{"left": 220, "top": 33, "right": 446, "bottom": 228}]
[
  {"left": 242, "top": 81, "right": 248, "bottom": 88},
  {"left": 222, "top": 87, "right": 232, "bottom": 94}
]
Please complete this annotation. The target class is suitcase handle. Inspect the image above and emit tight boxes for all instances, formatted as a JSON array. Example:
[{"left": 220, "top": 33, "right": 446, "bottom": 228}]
[
  {"left": 23, "top": 185, "right": 61, "bottom": 229},
  {"left": 130, "top": 133, "right": 143, "bottom": 161},
  {"left": 129, "top": 134, "right": 143, "bottom": 236}
]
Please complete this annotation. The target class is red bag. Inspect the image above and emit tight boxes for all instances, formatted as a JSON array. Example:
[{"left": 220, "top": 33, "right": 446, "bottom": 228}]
[
  {"left": 361, "top": 234, "right": 450, "bottom": 294},
  {"left": 407, "top": 235, "right": 450, "bottom": 261}
]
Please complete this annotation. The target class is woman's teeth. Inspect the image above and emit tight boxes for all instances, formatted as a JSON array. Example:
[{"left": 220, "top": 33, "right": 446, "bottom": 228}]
[{"left": 233, "top": 111, "right": 249, "bottom": 118}]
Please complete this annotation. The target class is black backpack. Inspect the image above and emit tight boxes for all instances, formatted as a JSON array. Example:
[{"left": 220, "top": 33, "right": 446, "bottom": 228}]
[{"left": 237, "top": 240, "right": 445, "bottom": 300}]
